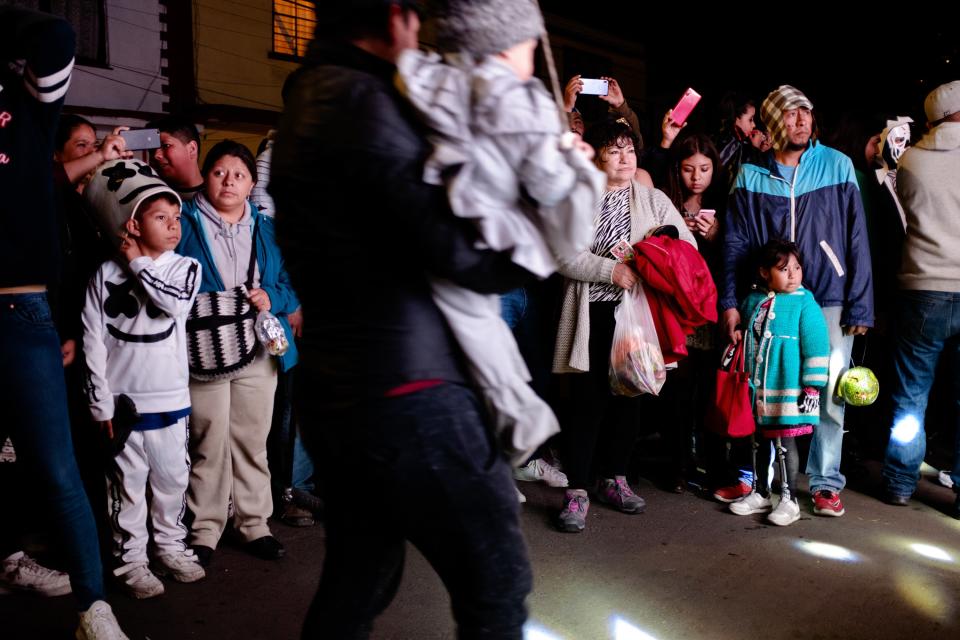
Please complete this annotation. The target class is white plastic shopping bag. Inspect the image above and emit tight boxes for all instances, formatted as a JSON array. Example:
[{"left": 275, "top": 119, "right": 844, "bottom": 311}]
[{"left": 609, "top": 282, "right": 666, "bottom": 396}]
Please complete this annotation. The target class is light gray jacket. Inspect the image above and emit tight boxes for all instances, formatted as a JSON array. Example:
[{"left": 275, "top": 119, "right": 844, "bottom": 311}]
[
  {"left": 897, "top": 122, "right": 960, "bottom": 292},
  {"left": 553, "top": 182, "right": 695, "bottom": 373},
  {"left": 397, "top": 49, "right": 603, "bottom": 463}
]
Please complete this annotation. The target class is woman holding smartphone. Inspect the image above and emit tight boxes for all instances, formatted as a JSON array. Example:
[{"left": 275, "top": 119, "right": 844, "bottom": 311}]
[{"left": 659, "top": 134, "right": 743, "bottom": 494}]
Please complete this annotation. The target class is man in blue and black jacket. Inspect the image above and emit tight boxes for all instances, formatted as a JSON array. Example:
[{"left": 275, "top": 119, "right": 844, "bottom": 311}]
[{"left": 721, "top": 85, "right": 874, "bottom": 519}]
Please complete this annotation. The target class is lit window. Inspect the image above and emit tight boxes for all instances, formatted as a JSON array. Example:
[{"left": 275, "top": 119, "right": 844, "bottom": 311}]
[{"left": 273, "top": 0, "right": 315, "bottom": 59}]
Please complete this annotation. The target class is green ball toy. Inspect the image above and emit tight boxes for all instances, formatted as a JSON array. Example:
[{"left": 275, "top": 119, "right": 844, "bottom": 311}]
[{"left": 837, "top": 366, "right": 880, "bottom": 406}]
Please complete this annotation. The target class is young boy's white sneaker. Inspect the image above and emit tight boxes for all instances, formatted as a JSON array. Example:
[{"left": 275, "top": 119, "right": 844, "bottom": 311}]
[
  {"left": 1, "top": 551, "right": 72, "bottom": 596},
  {"left": 76, "top": 600, "right": 129, "bottom": 640},
  {"left": 729, "top": 491, "right": 773, "bottom": 515},
  {"left": 114, "top": 562, "right": 164, "bottom": 599},
  {"left": 767, "top": 497, "right": 801, "bottom": 526},
  {"left": 153, "top": 550, "right": 206, "bottom": 583},
  {"left": 513, "top": 458, "right": 569, "bottom": 488}
]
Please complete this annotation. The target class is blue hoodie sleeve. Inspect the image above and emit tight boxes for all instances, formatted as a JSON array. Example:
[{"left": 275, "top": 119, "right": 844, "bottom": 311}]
[
  {"left": 721, "top": 171, "right": 753, "bottom": 312},
  {"left": 838, "top": 161, "right": 874, "bottom": 327}
]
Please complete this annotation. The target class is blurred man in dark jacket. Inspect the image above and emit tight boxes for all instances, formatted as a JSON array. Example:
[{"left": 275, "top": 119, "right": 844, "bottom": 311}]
[{"left": 270, "top": 1, "right": 534, "bottom": 637}]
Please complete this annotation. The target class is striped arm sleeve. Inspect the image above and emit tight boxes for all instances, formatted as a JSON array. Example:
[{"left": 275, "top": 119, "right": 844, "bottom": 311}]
[{"left": 799, "top": 295, "right": 831, "bottom": 387}]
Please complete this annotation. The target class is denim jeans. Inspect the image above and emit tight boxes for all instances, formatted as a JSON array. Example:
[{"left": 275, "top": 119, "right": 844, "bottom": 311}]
[
  {"left": 805, "top": 306, "right": 854, "bottom": 494},
  {"left": 0, "top": 293, "right": 104, "bottom": 609},
  {"left": 499, "top": 287, "right": 527, "bottom": 330},
  {"left": 882, "top": 291, "right": 960, "bottom": 496},
  {"left": 297, "top": 379, "right": 531, "bottom": 639},
  {"left": 268, "top": 368, "right": 315, "bottom": 495}
]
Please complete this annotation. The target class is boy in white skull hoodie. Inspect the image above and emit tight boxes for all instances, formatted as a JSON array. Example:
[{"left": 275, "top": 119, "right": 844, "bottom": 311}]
[{"left": 82, "top": 159, "right": 204, "bottom": 599}]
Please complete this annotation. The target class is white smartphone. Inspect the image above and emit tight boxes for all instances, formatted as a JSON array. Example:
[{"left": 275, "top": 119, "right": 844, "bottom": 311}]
[
  {"left": 580, "top": 78, "right": 609, "bottom": 96},
  {"left": 697, "top": 209, "right": 716, "bottom": 221}
]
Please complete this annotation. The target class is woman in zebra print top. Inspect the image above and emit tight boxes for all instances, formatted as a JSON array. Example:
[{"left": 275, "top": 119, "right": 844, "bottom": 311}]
[{"left": 552, "top": 118, "right": 695, "bottom": 533}]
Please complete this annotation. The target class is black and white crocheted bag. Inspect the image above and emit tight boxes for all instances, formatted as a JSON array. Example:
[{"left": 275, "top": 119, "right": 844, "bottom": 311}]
[{"left": 185, "top": 221, "right": 261, "bottom": 380}]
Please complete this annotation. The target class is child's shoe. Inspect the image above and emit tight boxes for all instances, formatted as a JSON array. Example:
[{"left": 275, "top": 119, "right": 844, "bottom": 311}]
[
  {"left": 767, "top": 497, "right": 801, "bottom": 526},
  {"left": 712, "top": 481, "right": 752, "bottom": 503},
  {"left": 153, "top": 550, "right": 206, "bottom": 583},
  {"left": 596, "top": 476, "right": 646, "bottom": 514},
  {"left": 557, "top": 489, "right": 589, "bottom": 533},
  {"left": 729, "top": 491, "right": 773, "bottom": 515},
  {"left": 812, "top": 490, "right": 845, "bottom": 517},
  {"left": 76, "top": 600, "right": 129, "bottom": 640},
  {"left": 114, "top": 562, "right": 164, "bottom": 599}
]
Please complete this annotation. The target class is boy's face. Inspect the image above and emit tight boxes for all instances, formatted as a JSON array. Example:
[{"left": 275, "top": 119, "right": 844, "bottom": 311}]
[
  {"left": 152, "top": 133, "right": 198, "bottom": 187},
  {"left": 132, "top": 198, "right": 181, "bottom": 257}
]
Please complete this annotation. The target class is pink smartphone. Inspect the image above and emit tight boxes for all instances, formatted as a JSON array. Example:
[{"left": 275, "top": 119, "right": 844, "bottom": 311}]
[
  {"left": 697, "top": 208, "right": 716, "bottom": 220},
  {"left": 670, "top": 88, "right": 702, "bottom": 126}
]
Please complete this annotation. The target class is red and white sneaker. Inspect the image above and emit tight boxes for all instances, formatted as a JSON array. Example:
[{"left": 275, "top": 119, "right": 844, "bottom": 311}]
[
  {"left": 712, "top": 481, "right": 752, "bottom": 503},
  {"left": 812, "top": 490, "right": 845, "bottom": 517}
]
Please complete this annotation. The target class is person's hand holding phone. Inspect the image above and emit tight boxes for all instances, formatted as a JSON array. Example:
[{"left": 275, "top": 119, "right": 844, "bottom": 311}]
[
  {"left": 598, "top": 76, "right": 625, "bottom": 108},
  {"left": 660, "top": 108, "right": 686, "bottom": 149},
  {"left": 694, "top": 209, "right": 718, "bottom": 241},
  {"left": 98, "top": 127, "right": 132, "bottom": 163},
  {"left": 563, "top": 75, "right": 583, "bottom": 112}
]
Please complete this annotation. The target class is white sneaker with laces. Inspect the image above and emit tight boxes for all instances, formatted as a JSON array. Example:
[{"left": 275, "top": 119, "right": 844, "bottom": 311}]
[
  {"left": 1, "top": 551, "right": 72, "bottom": 596},
  {"left": 729, "top": 491, "right": 773, "bottom": 515},
  {"left": 513, "top": 458, "right": 569, "bottom": 488},
  {"left": 153, "top": 550, "right": 206, "bottom": 583},
  {"left": 76, "top": 600, "right": 129, "bottom": 640},
  {"left": 114, "top": 562, "right": 164, "bottom": 599},
  {"left": 768, "top": 497, "right": 801, "bottom": 526}
]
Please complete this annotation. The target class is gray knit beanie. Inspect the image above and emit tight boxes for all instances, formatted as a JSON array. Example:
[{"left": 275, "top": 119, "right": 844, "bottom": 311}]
[{"left": 431, "top": 0, "right": 545, "bottom": 56}]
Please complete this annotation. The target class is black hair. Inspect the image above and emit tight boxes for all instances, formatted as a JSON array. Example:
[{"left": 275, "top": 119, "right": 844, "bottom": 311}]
[
  {"left": 584, "top": 117, "right": 641, "bottom": 161},
  {"left": 822, "top": 111, "right": 889, "bottom": 173},
  {"left": 757, "top": 238, "right": 803, "bottom": 272},
  {"left": 665, "top": 132, "right": 724, "bottom": 212},
  {"left": 146, "top": 115, "right": 201, "bottom": 154},
  {"left": 717, "top": 91, "right": 755, "bottom": 135},
  {"left": 201, "top": 139, "right": 258, "bottom": 183},
  {"left": 55, "top": 114, "right": 95, "bottom": 152},
  {"left": 314, "top": 0, "right": 422, "bottom": 42},
  {"left": 134, "top": 192, "right": 180, "bottom": 220}
]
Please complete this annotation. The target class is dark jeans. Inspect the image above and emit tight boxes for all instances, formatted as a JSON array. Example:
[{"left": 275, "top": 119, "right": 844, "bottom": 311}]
[
  {"left": 0, "top": 293, "right": 104, "bottom": 609},
  {"left": 882, "top": 290, "right": 960, "bottom": 496},
  {"left": 562, "top": 301, "right": 644, "bottom": 490},
  {"left": 267, "top": 368, "right": 315, "bottom": 499},
  {"left": 296, "top": 379, "right": 531, "bottom": 639}
]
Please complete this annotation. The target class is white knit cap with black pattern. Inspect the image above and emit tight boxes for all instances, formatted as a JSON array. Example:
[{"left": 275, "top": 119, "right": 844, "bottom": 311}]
[{"left": 84, "top": 159, "right": 182, "bottom": 243}]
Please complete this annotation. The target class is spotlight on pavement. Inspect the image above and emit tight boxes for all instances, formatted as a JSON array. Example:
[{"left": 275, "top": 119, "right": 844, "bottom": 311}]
[
  {"left": 891, "top": 415, "right": 920, "bottom": 444},
  {"left": 611, "top": 616, "right": 660, "bottom": 640},
  {"left": 895, "top": 569, "right": 952, "bottom": 622},
  {"left": 524, "top": 621, "right": 563, "bottom": 640},
  {"left": 909, "top": 543, "right": 954, "bottom": 563},
  {"left": 794, "top": 540, "right": 860, "bottom": 562}
]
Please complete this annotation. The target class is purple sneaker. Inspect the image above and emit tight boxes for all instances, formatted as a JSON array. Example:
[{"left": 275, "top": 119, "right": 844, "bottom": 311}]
[
  {"left": 557, "top": 490, "right": 590, "bottom": 533},
  {"left": 596, "top": 476, "right": 646, "bottom": 514}
]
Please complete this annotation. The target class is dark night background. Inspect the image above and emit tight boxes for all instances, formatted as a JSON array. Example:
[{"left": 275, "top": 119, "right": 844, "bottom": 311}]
[{"left": 542, "top": 3, "right": 958, "bottom": 147}]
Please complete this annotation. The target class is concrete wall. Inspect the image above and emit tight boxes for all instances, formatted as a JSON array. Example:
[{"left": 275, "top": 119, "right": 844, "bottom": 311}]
[
  {"left": 193, "top": 0, "right": 297, "bottom": 112},
  {"left": 66, "top": 1, "right": 166, "bottom": 115}
]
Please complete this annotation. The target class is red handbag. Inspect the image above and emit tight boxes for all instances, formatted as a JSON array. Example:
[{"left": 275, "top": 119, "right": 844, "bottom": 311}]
[{"left": 706, "top": 341, "right": 755, "bottom": 437}]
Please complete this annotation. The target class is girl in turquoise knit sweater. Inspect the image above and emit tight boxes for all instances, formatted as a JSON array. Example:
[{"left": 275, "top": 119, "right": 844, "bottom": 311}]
[{"left": 728, "top": 240, "right": 830, "bottom": 526}]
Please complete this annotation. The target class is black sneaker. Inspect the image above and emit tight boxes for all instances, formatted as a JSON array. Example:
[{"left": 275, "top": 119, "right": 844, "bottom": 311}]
[
  {"left": 245, "top": 535, "right": 285, "bottom": 561},
  {"left": 190, "top": 545, "right": 214, "bottom": 568}
]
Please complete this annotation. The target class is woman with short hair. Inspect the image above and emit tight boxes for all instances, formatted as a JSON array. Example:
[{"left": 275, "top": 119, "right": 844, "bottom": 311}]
[{"left": 176, "top": 140, "right": 299, "bottom": 566}]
